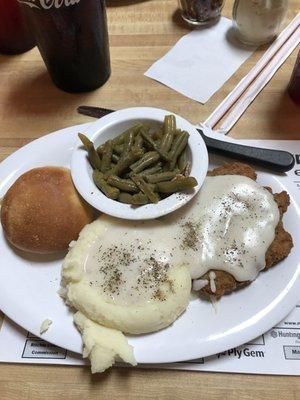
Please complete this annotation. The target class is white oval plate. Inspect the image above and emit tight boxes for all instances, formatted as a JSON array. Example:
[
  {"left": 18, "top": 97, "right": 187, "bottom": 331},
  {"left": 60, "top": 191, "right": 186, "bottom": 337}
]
[
  {"left": 71, "top": 107, "right": 208, "bottom": 220},
  {"left": 0, "top": 124, "right": 299, "bottom": 364}
]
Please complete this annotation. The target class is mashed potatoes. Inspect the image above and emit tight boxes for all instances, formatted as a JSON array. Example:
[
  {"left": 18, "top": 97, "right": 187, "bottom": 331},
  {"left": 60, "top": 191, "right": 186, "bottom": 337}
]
[
  {"left": 61, "top": 215, "right": 191, "bottom": 372},
  {"left": 74, "top": 312, "right": 136, "bottom": 373}
]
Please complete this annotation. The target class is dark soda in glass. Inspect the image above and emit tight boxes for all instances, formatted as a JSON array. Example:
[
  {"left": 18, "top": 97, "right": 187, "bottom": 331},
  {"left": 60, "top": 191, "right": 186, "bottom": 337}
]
[
  {"left": 0, "top": 0, "right": 35, "bottom": 54},
  {"left": 18, "top": 0, "right": 111, "bottom": 93},
  {"left": 288, "top": 50, "right": 300, "bottom": 106}
]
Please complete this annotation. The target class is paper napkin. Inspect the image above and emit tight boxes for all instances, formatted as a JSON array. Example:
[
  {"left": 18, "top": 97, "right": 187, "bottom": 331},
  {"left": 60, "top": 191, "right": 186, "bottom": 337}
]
[{"left": 145, "top": 17, "right": 256, "bottom": 104}]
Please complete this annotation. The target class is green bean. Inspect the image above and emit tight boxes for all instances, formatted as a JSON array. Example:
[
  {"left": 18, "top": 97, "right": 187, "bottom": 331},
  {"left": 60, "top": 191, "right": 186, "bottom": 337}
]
[
  {"left": 185, "top": 162, "right": 191, "bottom": 176},
  {"left": 122, "top": 171, "right": 132, "bottom": 179},
  {"left": 111, "top": 153, "right": 120, "bottom": 164},
  {"left": 107, "top": 175, "right": 139, "bottom": 193},
  {"left": 130, "top": 151, "right": 160, "bottom": 173},
  {"left": 140, "top": 129, "right": 170, "bottom": 161},
  {"left": 101, "top": 140, "right": 113, "bottom": 173},
  {"left": 146, "top": 171, "right": 177, "bottom": 184},
  {"left": 152, "top": 129, "right": 163, "bottom": 141},
  {"left": 132, "top": 192, "right": 150, "bottom": 205},
  {"left": 163, "top": 115, "right": 176, "bottom": 134},
  {"left": 111, "top": 147, "right": 143, "bottom": 176},
  {"left": 98, "top": 130, "right": 135, "bottom": 157},
  {"left": 168, "top": 131, "right": 185, "bottom": 157},
  {"left": 137, "top": 163, "right": 162, "bottom": 178},
  {"left": 160, "top": 131, "right": 174, "bottom": 153},
  {"left": 118, "top": 192, "right": 134, "bottom": 204},
  {"left": 113, "top": 144, "right": 124, "bottom": 155},
  {"left": 168, "top": 131, "right": 189, "bottom": 170},
  {"left": 134, "top": 133, "right": 144, "bottom": 149},
  {"left": 174, "top": 128, "right": 183, "bottom": 135},
  {"left": 78, "top": 132, "right": 91, "bottom": 149},
  {"left": 118, "top": 192, "right": 149, "bottom": 205},
  {"left": 123, "top": 130, "right": 135, "bottom": 153},
  {"left": 173, "top": 166, "right": 181, "bottom": 175},
  {"left": 142, "top": 122, "right": 151, "bottom": 133},
  {"left": 163, "top": 165, "right": 180, "bottom": 174},
  {"left": 148, "top": 183, "right": 157, "bottom": 192},
  {"left": 131, "top": 175, "right": 160, "bottom": 204},
  {"left": 178, "top": 148, "right": 188, "bottom": 173},
  {"left": 93, "top": 170, "right": 120, "bottom": 199},
  {"left": 78, "top": 133, "right": 102, "bottom": 170},
  {"left": 181, "top": 161, "right": 191, "bottom": 177},
  {"left": 96, "top": 144, "right": 104, "bottom": 157},
  {"left": 112, "top": 124, "right": 142, "bottom": 146},
  {"left": 160, "top": 115, "right": 176, "bottom": 153},
  {"left": 156, "top": 177, "right": 197, "bottom": 194}
]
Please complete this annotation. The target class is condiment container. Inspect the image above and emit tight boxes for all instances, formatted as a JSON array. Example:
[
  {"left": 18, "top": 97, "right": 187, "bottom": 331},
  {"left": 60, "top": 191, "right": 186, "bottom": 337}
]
[
  {"left": 232, "top": 0, "right": 288, "bottom": 46},
  {"left": 178, "top": 0, "right": 225, "bottom": 26},
  {"left": 288, "top": 49, "right": 300, "bottom": 105}
]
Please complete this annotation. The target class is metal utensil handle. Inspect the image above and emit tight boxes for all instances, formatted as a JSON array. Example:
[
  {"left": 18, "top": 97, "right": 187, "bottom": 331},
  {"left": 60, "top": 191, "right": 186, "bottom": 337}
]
[{"left": 200, "top": 132, "right": 295, "bottom": 172}]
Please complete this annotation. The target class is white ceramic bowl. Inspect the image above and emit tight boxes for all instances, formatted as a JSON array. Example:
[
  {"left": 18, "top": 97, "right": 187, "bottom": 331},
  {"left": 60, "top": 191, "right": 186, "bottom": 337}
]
[{"left": 71, "top": 107, "right": 208, "bottom": 220}]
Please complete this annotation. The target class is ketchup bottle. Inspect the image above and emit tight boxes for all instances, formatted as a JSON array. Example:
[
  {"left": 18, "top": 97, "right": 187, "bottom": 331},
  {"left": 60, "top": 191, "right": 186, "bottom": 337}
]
[
  {"left": 288, "top": 50, "right": 300, "bottom": 105},
  {"left": 0, "top": 0, "right": 35, "bottom": 54}
]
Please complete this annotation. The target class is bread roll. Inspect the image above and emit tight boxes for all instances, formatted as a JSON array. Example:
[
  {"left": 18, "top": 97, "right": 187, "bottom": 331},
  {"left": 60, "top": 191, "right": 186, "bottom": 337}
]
[{"left": 1, "top": 166, "right": 94, "bottom": 254}]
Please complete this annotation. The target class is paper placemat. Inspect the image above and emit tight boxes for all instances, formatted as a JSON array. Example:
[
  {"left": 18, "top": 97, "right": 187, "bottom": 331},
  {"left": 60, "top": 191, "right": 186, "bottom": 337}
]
[{"left": 0, "top": 139, "right": 299, "bottom": 375}]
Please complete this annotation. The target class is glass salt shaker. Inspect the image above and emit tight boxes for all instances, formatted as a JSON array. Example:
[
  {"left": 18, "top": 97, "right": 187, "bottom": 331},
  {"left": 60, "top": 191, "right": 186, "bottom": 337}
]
[
  {"left": 232, "top": 0, "right": 289, "bottom": 46},
  {"left": 178, "top": 0, "right": 225, "bottom": 26}
]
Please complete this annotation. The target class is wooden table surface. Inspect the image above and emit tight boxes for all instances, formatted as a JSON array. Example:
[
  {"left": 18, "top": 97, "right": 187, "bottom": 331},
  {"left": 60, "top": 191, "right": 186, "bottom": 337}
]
[{"left": 0, "top": 1, "right": 300, "bottom": 399}]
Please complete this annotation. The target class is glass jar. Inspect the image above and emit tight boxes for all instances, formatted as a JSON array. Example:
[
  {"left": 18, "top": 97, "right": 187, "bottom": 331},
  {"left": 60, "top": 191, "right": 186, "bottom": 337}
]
[
  {"left": 232, "top": 0, "right": 288, "bottom": 46},
  {"left": 179, "top": 0, "right": 225, "bottom": 26}
]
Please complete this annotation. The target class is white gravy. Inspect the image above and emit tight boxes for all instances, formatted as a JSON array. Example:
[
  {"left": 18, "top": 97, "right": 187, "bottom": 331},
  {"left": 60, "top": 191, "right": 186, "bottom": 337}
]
[
  {"left": 173, "top": 175, "right": 280, "bottom": 282},
  {"left": 83, "top": 220, "right": 182, "bottom": 306}
]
